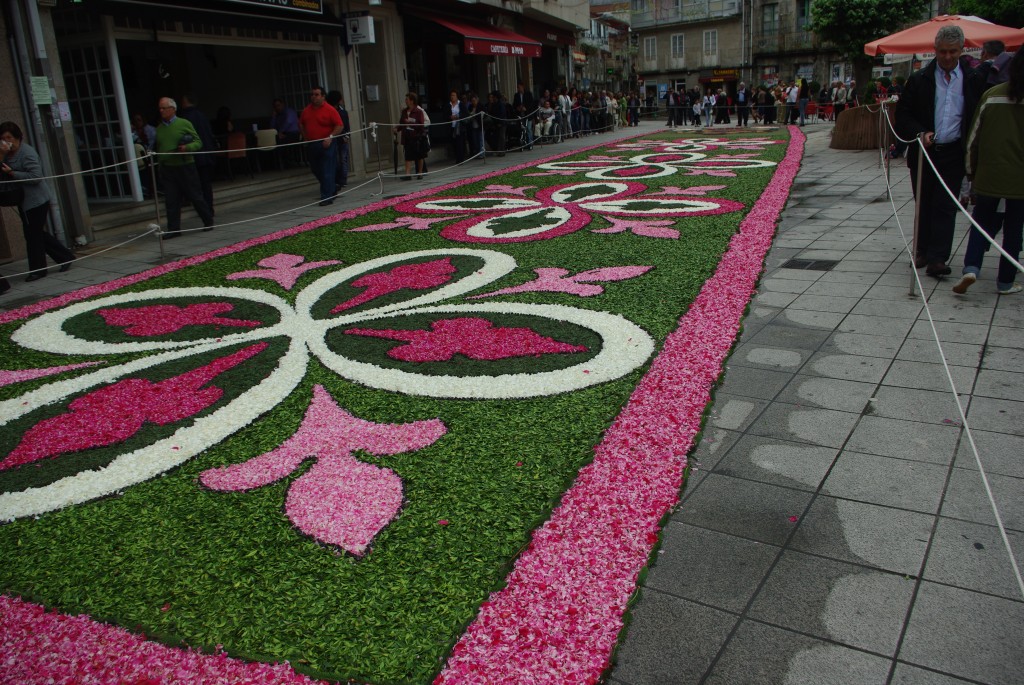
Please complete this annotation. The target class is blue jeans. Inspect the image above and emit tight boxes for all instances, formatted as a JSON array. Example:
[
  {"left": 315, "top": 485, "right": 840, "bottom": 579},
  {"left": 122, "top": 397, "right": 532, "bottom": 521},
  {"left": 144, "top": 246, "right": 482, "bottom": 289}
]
[
  {"left": 306, "top": 139, "right": 337, "bottom": 201},
  {"left": 963, "top": 194, "right": 1024, "bottom": 290}
]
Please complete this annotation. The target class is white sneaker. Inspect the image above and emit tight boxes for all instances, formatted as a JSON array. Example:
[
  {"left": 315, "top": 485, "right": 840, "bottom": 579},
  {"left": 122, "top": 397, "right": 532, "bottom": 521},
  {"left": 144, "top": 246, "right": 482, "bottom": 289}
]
[
  {"left": 952, "top": 273, "right": 976, "bottom": 294},
  {"left": 997, "top": 284, "right": 1022, "bottom": 295}
]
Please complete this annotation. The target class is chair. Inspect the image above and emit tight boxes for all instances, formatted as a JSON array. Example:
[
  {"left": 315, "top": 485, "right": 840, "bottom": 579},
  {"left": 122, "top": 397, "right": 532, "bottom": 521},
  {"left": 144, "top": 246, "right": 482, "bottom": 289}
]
[
  {"left": 254, "top": 128, "right": 280, "bottom": 171},
  {"left": 805, "top": 102, "right": 818, "bottom": 123},
  {"left": 820, "top": 104, "right": 834, "bottom": 122},
  {"left": 225, "top": 131, "right": 253, "bottom": 179}
]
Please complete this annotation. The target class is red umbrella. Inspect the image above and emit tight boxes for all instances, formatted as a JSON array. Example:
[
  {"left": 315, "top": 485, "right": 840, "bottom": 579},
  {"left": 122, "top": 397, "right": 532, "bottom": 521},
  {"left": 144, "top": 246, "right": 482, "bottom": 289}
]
[{"left": 864, "top": 14, "right": 1024, "bottom": 56}]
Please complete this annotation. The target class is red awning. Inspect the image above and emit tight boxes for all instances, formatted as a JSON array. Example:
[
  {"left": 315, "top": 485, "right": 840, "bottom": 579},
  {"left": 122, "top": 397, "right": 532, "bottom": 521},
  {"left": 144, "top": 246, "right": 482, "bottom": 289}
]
[{"left": 433, "top": 17, "right": 543, "bottom": 58}]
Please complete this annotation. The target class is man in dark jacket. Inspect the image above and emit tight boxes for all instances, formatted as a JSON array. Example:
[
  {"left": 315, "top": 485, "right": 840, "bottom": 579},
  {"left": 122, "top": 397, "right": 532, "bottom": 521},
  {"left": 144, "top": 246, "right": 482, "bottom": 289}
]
[
  {"left": 178, "top": 94, "right": 216, "bottom": 216},
  {"left": 896, "top": 25, "right": 988, "bottom": 277}
]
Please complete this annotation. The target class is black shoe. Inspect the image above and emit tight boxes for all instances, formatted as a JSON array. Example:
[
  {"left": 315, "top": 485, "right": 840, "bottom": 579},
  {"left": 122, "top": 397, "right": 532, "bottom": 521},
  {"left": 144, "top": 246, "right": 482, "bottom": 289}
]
[
  {"left": 25, "top": 272, "right": 47, "bottom": 282},
  {"left": 0, "top": 279, "right": 10, "bottom": 295},
  {"left": 926, "top": 262, "right": 952, "bottom": 277},
  {"left": 59, "top": 261, "right": 72, "bottom": 272},
  {"left": 162, "top": 231, "right": 181, "bottom": 240},
  {"left": 416, "top": 175, "right": 423, "bottom": 180},
  {"left": 318, "top": 199, "right": 334, "bottom": 207}
]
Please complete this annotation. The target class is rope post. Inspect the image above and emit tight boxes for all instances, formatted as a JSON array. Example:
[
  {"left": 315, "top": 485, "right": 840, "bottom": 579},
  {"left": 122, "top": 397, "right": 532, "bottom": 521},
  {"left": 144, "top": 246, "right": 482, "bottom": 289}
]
[
  {"left": 910, "top": 136, "right": 925, "bottom": 296},
  {"left": 148, "top": 153, "right": 165, "bottom": 259}
]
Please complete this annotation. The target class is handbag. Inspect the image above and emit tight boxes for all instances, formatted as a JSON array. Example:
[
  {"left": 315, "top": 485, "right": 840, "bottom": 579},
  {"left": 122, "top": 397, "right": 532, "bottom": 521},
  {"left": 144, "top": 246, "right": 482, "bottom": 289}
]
[
  {"left": 417, "top": 135, "right": 431, "bottom": 157},
  {"left": 0, "top": 181, "right": 24, "bottom": 207}
]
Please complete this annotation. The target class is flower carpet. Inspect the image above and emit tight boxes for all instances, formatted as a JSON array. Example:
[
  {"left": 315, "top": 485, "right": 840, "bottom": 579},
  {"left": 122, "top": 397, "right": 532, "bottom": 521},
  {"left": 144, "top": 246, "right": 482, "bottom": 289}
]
[{"left": 0, "top": 126, "right": 804, "bottom": 684}]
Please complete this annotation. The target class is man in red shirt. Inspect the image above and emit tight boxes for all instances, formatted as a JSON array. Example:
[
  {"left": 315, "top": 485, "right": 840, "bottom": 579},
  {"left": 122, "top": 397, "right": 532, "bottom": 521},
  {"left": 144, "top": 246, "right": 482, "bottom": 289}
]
[{"left": 299, "top": 86, "right": 344, "bottom": 206}]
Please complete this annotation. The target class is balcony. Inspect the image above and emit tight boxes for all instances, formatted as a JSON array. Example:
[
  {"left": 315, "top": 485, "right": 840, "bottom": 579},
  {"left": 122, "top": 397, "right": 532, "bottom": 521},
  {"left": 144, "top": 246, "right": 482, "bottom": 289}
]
[
  {"left": 755, "top": 28, "right": 818, "bottom": 55},
  {"left": 580, "top": 32, "right": 611, "bottom": 52},
  {"left": 632, "top": 0, "right": 740, "bottom": 29}
]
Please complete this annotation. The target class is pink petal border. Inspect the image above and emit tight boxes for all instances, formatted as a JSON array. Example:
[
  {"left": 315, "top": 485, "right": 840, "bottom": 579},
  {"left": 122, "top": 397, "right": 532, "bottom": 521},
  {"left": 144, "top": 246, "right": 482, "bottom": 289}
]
[
  {"left": 437, "top": 125, "right": 805, "bottom": 683},
  {"left": 0, "top": 126, "right": 805, "bottom": 684}
]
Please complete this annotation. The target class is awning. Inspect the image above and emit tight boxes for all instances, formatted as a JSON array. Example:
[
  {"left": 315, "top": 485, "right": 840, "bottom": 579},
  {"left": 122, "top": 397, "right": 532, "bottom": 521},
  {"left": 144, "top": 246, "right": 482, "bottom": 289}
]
[
  {"left": 95, "top": 0, "right": 346, "bottom": 36},
  {"left": 432, "top": 17, "right": 543, "bottom": 58}
]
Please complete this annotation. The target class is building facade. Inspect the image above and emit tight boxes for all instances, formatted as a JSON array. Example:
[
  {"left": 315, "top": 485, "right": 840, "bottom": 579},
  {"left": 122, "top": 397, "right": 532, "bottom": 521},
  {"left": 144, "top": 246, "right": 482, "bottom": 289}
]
[{"left": 0, "top": 0, "right": 587, "bottom": 262}]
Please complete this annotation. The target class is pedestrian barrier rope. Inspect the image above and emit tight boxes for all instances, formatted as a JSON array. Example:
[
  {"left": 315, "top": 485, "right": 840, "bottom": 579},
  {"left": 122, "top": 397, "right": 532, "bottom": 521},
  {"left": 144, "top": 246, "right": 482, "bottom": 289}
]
[{"left": 876, "top": 105, "right": 1024, "bottom": 601}]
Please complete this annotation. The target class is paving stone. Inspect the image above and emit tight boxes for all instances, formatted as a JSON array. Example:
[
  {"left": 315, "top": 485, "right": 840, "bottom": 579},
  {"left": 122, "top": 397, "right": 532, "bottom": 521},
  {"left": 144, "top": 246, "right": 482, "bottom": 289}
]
[
  {"left": 803, "top": 351, "right": 892, "bottom": 383},
  {"left": 745, "top": 403, "right": 860, "bottom": 449},
  {"left": 896, "top": 338, "right": 984, "bottom": 368},
  {"left": 924, "top": 517, "right": 1024, "bottom": 599},
  {"left": 850, "top": 298, "right": 924, "bottom": 319},
  {"left": 980, "top": 345, "right": 1024, "bottom": 373},
  {"left": 972, "top": 368, "right": 1024, "bottom": 401},
  {"left": 730, "top": 344, "right": 809, "bottom": 371},
  {"left": 839, "top": 413, "right": 958, "bottom": 462},
  {"left": 801, "top": 280, "right": 872, "bottom": 298},
  {"left": 838, "top": 313, "right": 917, "bottom": 338},
  {"left": 819, "top": 331, "right": 904, "bottom": 359},
  {"left": 941, "top": 467, "right": 1024, "bottom": 531},
  {"left": 900, "top": 582, "right": 1024, "bottom": 685},
  {"left": 688, "top": 428, "right": 742, "bottom": 470},
  {"left": 748, "top": 550, "right": 915, "bottom": 655},
  {"left": 706, "top": 395, "right": 769, "bottom": 432},
  {"left": 775, "top": 374, "right": 875, "bottom": 413},
  {"left": 823, "top": 451, "right": 948, "bottom": 513},
  {"left": 645, "top": 523, "right": 779, "bottom": 612},
  {"left": 787, "top": 294, "right": 861, "bottom": 314},
  {"left": 908, "top": 319, "right": 991, "bottom": 344},
  {"left": 923, "top": 303, "right": 996, "bottom": 326},
  {"left": 955, "top": 430, "right": 1024, "bottom": 478},
  {"left": 889, "top": 664, "right": 978, "bottom": 685},
  {"left": 753, "top": 290, "right": 800, "bottom": 308},
  {"left": 985, "top": 325, "right": 1020, "bottom": 348},
  {"left": 790, "top": 496, "right": 934, "bottom": 575},
  {"left": 609, "top": 591, "right": 736, "bottom": 685},
  {"left": 768, "top": 267, "right": 824, "bottom": 281},
  {"left": 880, "top": 360, "right": 977, "bottom": 393},
  {"left": 742, "top": 323, "right": 832, "bottom": 351},
  {"left": 965, "top": 396, "right": 1024, "bottom": 436},
  {"left": 714, "top": 434, "right": 838, "bottom": 491},
  {"left": 717, "top": 365, "right": 794, "bottom": 400},
  {"left": 673, "top": 474, "right": 814, "bottom": 546},
  {"left": 759, "top": 278, "right": 814, "bottom": 295},
  {"left": 776, "top": 308, "right": 847, "bottom": 330},
  {"left": 868, "top": 386, "right": 971, "bottom": 426},
  {"left": 703, "top": 620, "right": 892, "bottom": 685}
]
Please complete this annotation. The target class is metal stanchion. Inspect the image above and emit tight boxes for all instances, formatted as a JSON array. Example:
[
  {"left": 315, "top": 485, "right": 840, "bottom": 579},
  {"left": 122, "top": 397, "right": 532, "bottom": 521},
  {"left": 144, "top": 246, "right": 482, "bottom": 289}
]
[
  {"left": 910, "top": 135, "right": 925, "bottom": 296},
  {"left": 148, "top": 153, "right": 165, "bottom": 259}
]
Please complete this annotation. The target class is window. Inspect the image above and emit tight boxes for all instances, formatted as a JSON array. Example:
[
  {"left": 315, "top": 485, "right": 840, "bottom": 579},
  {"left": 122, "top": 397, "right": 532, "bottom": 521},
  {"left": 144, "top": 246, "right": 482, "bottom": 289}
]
[
  {"left": 644, "top": 36, "right": 657, "bottom": 61},
  {"left": 762, "top": 3, "right": 779, "bottom": 35},
  {"left": 671, "top": 34, "right": 684, "bottom": 59},
  {"left": 796, "top": 0, "right": 812, "bottom": 28},
  {"left": 703, "top": 30, "right": 717, "bottom": 56},
  {"left": 631, "top": 0, "right": 646, "bottom": 11}
]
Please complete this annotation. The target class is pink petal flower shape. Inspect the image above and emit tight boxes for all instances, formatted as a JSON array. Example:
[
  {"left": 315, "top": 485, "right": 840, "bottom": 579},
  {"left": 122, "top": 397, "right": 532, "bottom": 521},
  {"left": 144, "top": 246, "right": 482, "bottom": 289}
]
[
  {"left": 200, "top": 385, "right": 446, "bottom": 556},
  {"left": 470, "top": 265, "right": 653, "bottom": 299},
  {"left": 1, "top": 344, "right": 267, "bottom": 471},
  {"left": 592, "top": 218, "right": 680, "bottom": 239},
  {"left": 0, "top": 361, "right": 103, "bottom": 388},
  {"left": 350, "top": 215, "right": 458, "bottom": 233},
  {"left": 225, "top": 253, "right": 341, "bottom": 290},
  {"left": 98, "top": 302, "right": 261, "bottom": 337},
  {"left": 330, "top": 257, "right": 457, "bottom": 314},
  {"left": 344, "top": 317, "right": 588, "bottom": 362}
]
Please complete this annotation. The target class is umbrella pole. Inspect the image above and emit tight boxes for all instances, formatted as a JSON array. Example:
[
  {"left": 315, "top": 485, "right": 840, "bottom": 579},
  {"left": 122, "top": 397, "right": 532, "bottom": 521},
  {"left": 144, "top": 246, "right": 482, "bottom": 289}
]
[{"left": 909, "top": 137, "right": 924, "bottom": 296}]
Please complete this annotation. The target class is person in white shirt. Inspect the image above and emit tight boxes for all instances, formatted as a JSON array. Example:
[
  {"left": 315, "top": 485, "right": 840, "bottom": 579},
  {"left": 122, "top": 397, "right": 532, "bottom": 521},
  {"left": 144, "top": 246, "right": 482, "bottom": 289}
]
[{"left": 534, "top": 100, "right": 555, "bottom": 140}]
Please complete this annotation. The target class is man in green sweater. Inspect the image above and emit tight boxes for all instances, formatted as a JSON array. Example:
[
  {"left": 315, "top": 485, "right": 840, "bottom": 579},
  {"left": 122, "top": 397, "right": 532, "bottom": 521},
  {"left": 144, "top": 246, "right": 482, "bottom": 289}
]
[{"left": 155, "top": 97, "right": 214, "bottom": 239}]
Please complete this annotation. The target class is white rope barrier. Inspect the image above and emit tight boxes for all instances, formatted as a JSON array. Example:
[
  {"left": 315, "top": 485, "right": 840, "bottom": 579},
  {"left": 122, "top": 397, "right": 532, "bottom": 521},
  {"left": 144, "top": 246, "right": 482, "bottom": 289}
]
[
  {"left": 0, "top": 226, "right": 160, "bottom": 281},
  {"left": 876, "top": 109, "right": 1024, "bottom": 602}
]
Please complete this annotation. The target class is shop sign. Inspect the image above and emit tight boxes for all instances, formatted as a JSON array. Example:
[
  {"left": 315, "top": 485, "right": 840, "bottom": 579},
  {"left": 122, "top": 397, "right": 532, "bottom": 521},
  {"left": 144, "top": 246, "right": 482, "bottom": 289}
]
[
  {"left": 344, "top": 12, "right": 375, "bottom": 44},
  {"left": 712, "top": 68, "right": 739, "bottom": 79},
  {"left": 223, "top": 0, "right": 323, "bottom": 14}
]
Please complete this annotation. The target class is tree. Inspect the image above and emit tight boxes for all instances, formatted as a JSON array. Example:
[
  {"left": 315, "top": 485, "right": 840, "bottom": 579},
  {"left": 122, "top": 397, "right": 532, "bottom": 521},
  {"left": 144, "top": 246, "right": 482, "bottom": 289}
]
[
  {"left": 811, "top": 0, "right": 928, "bottom": 91},
  {"left": 950, "top": 0, "right": 1024, "bottom": 31}
]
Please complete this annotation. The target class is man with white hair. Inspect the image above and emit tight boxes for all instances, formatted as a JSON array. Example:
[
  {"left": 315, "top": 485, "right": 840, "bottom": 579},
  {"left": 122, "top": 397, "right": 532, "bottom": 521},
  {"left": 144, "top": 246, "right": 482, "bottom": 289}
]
[
  {"left": 896, "top": 25, "right": 987, "bottom": 276},
  {"left": 153, "top": 96, "right": 214, "bottom": 239}
]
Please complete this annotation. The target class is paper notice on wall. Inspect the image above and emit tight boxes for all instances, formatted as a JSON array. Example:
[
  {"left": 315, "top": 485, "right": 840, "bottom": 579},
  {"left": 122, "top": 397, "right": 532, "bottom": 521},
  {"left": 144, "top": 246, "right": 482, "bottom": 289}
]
[
  {"left": 58, "top": 102, "right": 72, "bottom": 121},
  {"left": 31, "top": 77, "right": 52, "bottom": 105}
]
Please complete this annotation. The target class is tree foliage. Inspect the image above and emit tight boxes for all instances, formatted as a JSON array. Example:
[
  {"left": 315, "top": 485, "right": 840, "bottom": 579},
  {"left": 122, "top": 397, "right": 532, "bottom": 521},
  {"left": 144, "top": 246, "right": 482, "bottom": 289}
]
[
  {"left": 950, "top": 0, "right": 1024, "bottom": 30},
  {"left": 810, "top": 0, "right": 929, "bottom": 62}
]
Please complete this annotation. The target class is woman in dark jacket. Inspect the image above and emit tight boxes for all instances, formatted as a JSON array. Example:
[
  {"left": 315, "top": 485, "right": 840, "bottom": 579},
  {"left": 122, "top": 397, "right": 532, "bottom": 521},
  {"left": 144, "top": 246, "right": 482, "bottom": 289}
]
[
  {"left": 394, "top": 92, "right": 426, "bottom": 180},
  {"left": 0, "top": 121, "right": 74, "bottom": 282}
]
